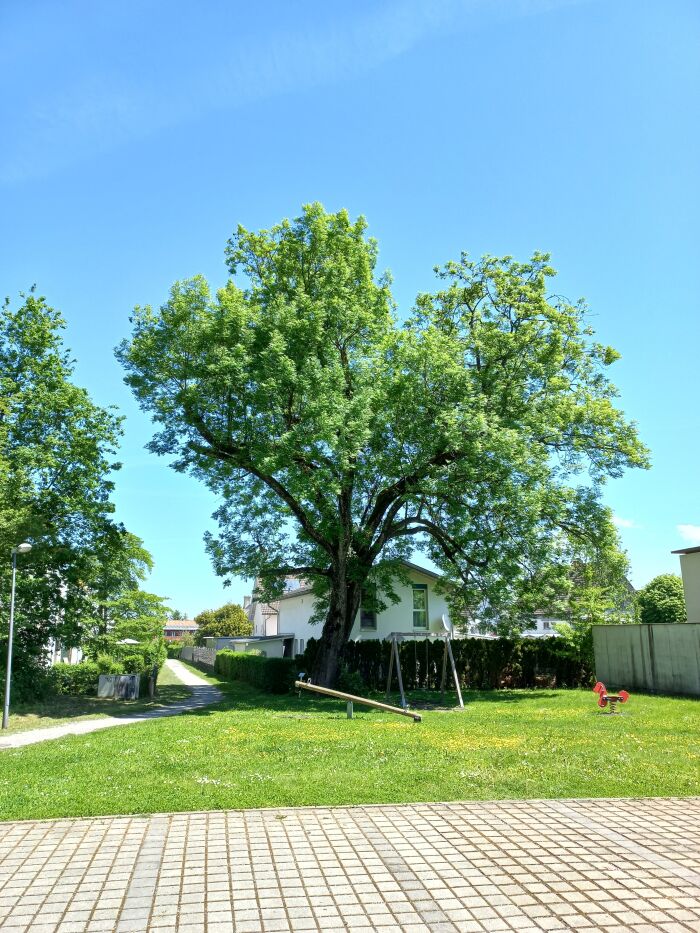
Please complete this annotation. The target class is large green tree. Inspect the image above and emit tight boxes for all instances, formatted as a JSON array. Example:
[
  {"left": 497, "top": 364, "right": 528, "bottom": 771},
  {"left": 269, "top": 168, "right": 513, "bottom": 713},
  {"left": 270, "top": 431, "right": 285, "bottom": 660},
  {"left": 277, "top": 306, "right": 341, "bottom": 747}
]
[
  {"left": 637, "top": 574, "right": 686, "bottom": 625},
  {"left": 118, "top": 204, "right": 648, "bottom": 685},
  {"left": 193, "top": 603, "right": 252, "bottom": 645},
  {"left": 0, "top": 291, "right": 133, "bottom": 689}
]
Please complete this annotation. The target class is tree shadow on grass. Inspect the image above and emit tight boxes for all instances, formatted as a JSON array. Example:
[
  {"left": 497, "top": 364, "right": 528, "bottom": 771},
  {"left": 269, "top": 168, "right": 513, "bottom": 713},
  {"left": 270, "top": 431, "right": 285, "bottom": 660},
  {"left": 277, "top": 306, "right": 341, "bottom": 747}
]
[
  {"left": 196, "top": 681, "right": 567, "bottom": 716},
  {"left": 7, "top": 683, "right": 195, "bottom": 733}
]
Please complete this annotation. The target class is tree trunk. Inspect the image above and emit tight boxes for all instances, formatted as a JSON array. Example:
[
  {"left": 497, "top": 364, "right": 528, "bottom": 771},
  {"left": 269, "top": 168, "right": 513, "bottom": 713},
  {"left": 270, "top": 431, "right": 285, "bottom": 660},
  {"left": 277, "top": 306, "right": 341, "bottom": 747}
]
[{"left": 310, "top": 574, "right": 362, "bottom": 687}]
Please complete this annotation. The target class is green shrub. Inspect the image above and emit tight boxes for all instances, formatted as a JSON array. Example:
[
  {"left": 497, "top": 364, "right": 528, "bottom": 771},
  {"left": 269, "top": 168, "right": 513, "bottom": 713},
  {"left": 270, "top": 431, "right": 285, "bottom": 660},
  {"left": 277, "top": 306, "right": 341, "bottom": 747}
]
[
  {"left": 166, "top": 642, "right": 182, "bottom": 659},
  {"left": 337, "top": 665, "right": 366, "bottom": 695},
  {"left": 1, "top": 658, "right": 52, "bottom": 704},
  {"left": 95, "top": 654, "right": 126, "bottom": 674},
  {"left": 214, "top": 650, "right": 296, "bottom": 693},
  {"left": 49, "top": 661, "right": 101, "bottom": 696},
  {"left": 120, "top": 653, "right": 145, "bottom": 674}
]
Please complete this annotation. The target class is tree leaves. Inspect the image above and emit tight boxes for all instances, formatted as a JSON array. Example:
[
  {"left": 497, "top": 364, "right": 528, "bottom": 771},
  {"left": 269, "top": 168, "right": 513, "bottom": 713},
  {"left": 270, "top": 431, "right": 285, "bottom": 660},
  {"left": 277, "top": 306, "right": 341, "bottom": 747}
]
[{"left": 117, "top": 204, "right": 649, "bottom": 667}]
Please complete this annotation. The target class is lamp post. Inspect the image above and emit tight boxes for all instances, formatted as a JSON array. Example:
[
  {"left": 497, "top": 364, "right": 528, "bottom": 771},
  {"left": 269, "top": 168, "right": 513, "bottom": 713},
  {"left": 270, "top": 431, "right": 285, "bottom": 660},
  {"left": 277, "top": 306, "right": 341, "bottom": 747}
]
[{"left": 2, "top": 543, "right": 32, "bottom": 730}]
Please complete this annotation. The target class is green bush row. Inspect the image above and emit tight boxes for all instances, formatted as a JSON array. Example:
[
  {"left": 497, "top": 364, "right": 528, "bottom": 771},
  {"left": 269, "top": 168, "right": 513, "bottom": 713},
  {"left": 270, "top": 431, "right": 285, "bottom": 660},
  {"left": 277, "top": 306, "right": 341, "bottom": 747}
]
[
  {"left": 300, "top": 635, "right": 591, "bottom": 692},
  {"left": 214, "top": 650, "right": 297, "bottom": 693},
  {"left": 49, "top": 661, "right": 103, "bottom": 696},
  {"left": 49, "top": 645, "right": 166, "bottom": 697}
]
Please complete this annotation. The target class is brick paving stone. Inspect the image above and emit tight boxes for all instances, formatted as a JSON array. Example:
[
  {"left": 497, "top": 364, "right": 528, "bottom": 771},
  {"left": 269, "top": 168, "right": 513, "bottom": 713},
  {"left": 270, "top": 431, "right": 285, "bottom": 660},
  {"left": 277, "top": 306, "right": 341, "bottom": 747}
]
[{"left": 0, "top": 798, "right": 699, "bottom": 931}]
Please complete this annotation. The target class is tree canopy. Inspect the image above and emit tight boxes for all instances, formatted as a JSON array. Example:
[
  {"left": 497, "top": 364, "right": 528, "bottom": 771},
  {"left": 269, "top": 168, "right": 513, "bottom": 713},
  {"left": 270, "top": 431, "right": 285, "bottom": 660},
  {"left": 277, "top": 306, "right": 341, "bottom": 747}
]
[
  {"left": 637, "top": 574, "right": 686, "bottom": 625},
  {"left": 194, "top": 603, "right": 252, "bottom": 645},
  {"left": 118, "top": 203, "right": 649, "bottom": 684},
  {"left": 0, "top": 291, "right": 162, "bottom": 693}
]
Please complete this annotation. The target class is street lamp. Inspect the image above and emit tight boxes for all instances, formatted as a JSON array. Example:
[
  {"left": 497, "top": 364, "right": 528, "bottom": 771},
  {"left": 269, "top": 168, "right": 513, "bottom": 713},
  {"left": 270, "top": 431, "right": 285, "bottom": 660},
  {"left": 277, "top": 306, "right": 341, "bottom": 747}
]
[{"left": 2, "top": 542, "right": 32, "bottom": 730}]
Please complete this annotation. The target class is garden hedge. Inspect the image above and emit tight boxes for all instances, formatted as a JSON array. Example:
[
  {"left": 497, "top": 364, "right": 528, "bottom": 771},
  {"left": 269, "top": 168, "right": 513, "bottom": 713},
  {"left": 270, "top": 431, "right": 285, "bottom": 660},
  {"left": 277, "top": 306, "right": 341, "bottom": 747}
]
[
  {"left": 49, "top": 661, "right": 102, "bottom": 696},
  {"left": 300, "top": 635, "right": 591, "bottom": 691},
  {"left": 214, "top": 650, "right": 297, "bottom": 693}
]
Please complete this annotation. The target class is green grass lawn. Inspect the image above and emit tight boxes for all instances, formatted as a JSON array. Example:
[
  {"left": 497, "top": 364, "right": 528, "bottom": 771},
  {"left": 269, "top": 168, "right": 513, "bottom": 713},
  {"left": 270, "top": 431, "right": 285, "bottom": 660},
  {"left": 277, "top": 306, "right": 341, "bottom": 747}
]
[
  {"left": 1, "top": 662, "right": 192, "bottom": 735},
  {"left": 0, "top": 661, "right": 697, "bottom": 822}
]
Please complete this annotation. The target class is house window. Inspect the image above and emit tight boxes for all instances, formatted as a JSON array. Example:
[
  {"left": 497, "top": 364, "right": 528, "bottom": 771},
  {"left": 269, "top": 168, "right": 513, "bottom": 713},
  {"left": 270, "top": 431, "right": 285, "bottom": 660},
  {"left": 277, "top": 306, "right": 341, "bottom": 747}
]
[
  {"left": 360, "top": 584, "right": 377, "bottom": 630},
  {"left": 543, "top": 621, "right": 551, "bottom": 631},
  {"left": 412, "top": 584, "right": 428, "bottom": 629}
]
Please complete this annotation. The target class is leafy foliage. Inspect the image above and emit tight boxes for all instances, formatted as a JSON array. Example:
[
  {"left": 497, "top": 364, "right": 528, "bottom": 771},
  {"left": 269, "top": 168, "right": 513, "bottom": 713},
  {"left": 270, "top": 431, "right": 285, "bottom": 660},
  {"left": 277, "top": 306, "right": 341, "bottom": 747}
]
[
  {"left": 49, "top": 661, "right": 102, "bottom": 697},
  {"left": 0, "top": 291, "right": 124, "bottom": 684},
  {"left": 637, "top": 574, "right": 687, "bottom": 625},
  {"left": 117, "top": 204, "right": 648, "bottom": 684},
  {"left": 193, "top": 603, "right": 252, "bottom": 644}
]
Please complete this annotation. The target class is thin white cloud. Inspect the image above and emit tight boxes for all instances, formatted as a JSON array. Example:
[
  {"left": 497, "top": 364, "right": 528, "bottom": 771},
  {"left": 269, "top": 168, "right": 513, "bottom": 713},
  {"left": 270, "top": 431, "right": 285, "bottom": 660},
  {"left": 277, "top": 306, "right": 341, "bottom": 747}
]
[
  {"left": 677, "top": 523, "right": 700, "bottom": 544},
  {"left": 1, "top": 0, "right": 589, "bottom": 183},
  {"left": 612, "top": 515, "right": 637, "bottom": 529}
]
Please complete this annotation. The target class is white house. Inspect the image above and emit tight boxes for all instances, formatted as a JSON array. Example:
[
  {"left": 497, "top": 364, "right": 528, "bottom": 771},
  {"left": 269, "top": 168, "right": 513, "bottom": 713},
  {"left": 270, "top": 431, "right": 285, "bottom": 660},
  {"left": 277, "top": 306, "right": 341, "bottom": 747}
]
[
  {"left": 276, "top": 560, "right": 451, "bottom": 657},
  {"left": 244, "top": 593, "right": 280, "bottom": 636},
  {"left": 240, "top": 560, "right": 450, "bottom": 658}
]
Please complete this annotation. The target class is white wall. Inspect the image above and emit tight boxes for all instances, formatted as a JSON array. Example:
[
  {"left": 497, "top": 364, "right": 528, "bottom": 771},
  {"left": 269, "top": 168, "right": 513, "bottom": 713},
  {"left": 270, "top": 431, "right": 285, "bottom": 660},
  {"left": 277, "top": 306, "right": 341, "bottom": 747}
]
[
  {"left": 522, "top": 617, "right": 560, "bottom": 636},
  {"left": 277, "top": 568, "right": 450, "bottom": 647},
  {"left": 679, "top": 552, "right": 700, "bottom": 623},
  {"left": 250, "top": 602, "right": 279, "bottom": 636}
]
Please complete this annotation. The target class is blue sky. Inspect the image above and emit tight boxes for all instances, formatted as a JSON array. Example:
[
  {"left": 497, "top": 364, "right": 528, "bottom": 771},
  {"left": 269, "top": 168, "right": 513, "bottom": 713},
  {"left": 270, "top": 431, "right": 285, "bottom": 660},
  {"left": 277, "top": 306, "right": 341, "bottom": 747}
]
[{"left": 1, "top": 0, "right": 698, "bottom": 615}]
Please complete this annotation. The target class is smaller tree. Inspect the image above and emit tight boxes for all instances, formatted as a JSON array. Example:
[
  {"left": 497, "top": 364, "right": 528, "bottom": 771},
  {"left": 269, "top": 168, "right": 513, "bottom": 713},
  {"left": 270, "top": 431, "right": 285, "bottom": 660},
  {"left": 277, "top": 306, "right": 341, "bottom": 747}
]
[
  {"left": 637, "top": 574, "right": 686, "bottom": 625},
  {"left": 194, "top": 603, "right": 252, "bottom": 645}
]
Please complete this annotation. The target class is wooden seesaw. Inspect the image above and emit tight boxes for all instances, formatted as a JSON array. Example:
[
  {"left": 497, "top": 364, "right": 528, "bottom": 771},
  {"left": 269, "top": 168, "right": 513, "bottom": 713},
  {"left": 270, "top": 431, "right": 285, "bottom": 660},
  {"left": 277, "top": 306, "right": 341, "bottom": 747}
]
[{"left": 295, "top": 676, "right": 422, "bottom": 722}]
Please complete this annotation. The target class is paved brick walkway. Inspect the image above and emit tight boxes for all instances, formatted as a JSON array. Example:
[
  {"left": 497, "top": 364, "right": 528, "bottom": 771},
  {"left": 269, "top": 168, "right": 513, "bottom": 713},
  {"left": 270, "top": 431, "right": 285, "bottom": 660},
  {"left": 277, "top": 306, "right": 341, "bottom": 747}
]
[
  {"left": 0, "top": 660, "right": 221, "bottom": 751},
  {"left": 0, "top": 798, "right": 699, "bottom": 932}
]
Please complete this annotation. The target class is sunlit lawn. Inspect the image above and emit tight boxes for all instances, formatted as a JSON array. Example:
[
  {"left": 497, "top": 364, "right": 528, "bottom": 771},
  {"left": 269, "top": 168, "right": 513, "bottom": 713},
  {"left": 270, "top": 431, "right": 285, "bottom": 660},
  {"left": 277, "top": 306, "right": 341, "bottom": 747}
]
[
  {"left": 0, "top": 660, "right": 697, "bottom": 821},
  {"left": 2, "top": 662, "right": 191, "bottom": 735}
]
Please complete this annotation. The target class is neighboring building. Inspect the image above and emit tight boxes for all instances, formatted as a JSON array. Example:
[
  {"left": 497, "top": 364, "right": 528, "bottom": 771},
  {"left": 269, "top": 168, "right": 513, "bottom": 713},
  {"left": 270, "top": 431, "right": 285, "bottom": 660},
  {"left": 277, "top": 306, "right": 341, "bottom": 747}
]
[
  {"left": 275, "top": 560, "right": 451, "bottom": 658},
  {"left": 163, "top": 620, "right": 198, "bottom": 641},
  {"left": 522, "top": 613, "right": 561, "bottom": 637},
  {"left": 672, "top": 545, "right": 700, "bottom": 623},
  {"left": 237, "top": 560, "right": 636, "bottom": 657},
  {"left": 244, "top": 591, "right": 280, "bottom": 636},
  {"left": 465, "top": 613, "right": 560, "bottom": 638}
]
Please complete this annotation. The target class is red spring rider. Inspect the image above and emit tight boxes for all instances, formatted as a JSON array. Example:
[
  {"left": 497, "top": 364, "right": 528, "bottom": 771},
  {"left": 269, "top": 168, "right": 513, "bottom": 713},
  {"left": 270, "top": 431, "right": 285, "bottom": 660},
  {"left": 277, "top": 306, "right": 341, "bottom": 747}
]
[{"left": 593, "top": 682, "right": 630, "bottom": 714}]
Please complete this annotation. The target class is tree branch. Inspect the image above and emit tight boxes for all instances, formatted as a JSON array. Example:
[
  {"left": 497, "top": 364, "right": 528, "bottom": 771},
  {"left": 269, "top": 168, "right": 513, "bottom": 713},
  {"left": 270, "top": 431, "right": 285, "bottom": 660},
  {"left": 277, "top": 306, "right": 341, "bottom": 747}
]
[
  {"left": 364, "top": 449, "right": 464, "bottom": 537},
  {"left": 187, "top": 415, "right": 334, "bottom": 555},
  {"left": 255, "top": 565, "right": 331, "bottom": 578}
]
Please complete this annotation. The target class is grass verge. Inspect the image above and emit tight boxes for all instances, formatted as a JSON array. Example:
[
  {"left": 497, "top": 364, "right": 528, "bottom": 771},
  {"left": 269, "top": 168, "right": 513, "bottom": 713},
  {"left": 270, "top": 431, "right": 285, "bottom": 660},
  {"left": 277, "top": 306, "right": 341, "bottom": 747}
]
[
  {"left": 0, "top": 664, "right": 697, "bottom": 821},
  {"left": 2, "top": 662, "right": 192, "bottom": 735}
]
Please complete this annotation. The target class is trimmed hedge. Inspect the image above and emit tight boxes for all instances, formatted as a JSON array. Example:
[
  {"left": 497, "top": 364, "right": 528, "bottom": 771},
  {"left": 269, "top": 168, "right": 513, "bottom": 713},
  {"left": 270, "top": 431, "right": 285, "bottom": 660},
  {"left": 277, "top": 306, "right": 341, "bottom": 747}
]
[
  {"left": 214, "top": 650, "right": 297, "bottom": 694},
  {"left": 300, "top": 635, "right": 591, "bottom": 691},
  {"left": 166, "top": 642, "right": 182, "bottom": 659},
  {"left": 49, "top": 661, "right": 102, "bottom": 696}
]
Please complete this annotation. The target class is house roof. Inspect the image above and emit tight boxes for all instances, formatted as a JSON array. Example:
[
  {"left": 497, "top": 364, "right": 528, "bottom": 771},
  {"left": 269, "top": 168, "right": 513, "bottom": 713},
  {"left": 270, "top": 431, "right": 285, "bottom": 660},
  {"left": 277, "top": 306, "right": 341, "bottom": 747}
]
[
  {"left": 672, "top": 545, "right": 700, "bottom": 555},
  {"left": 276, "top": 583, "right": 315, "bottom": 601},
  {"left": 164, "top": 621, "right": 198, "bottom": 630},
  {"left": 400, "top": 559, "right": 441, "bottom": 581},
  {"left": 276, "top": 559, "right": 441, "bottom": 601}
]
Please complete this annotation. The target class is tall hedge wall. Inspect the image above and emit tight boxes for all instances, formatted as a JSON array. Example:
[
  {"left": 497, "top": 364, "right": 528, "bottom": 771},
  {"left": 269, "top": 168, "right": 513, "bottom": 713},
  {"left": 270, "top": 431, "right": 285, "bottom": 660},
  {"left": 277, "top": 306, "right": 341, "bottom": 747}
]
[
  {"left": 214, "top": 650, "right": 297, "bottom": 693},
  {"left": 300, "top": 636, "right": 591, "bottom": 691}
]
